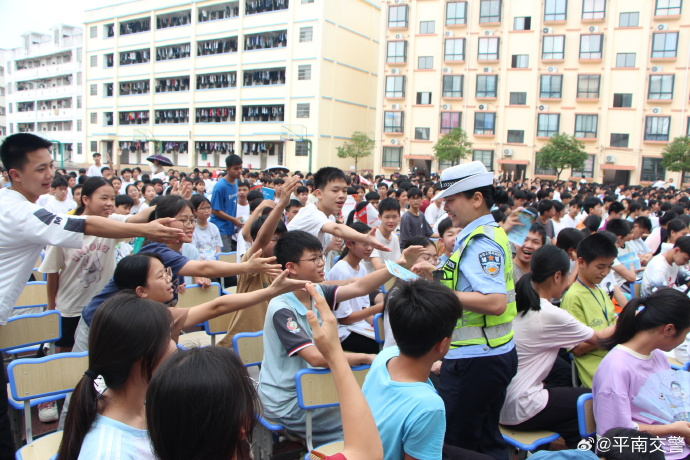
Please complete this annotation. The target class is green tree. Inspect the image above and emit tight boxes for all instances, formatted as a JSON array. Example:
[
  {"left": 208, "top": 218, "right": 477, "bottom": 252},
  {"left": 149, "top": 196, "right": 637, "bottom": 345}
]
[
  {"left": 336, "top": 131, "right": 375, "bottom": 173},
  {"left": 536, "top": 132, "right": 588, "bottom": 180},
  {"left": 662, "top": 136, "right": 690, "bottom": 185},
  {"left": 433, "top": 127, "right": 473, "bottom": 166}
]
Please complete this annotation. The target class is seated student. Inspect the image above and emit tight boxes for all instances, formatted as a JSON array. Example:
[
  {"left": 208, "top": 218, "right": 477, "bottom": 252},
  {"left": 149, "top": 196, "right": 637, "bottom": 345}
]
[
  {"left": 44, "top": 175, "right": 77, "bottom": 215},
  {"left": 370, "top": 198, "right": 403, "bottom": 270},
  {"left": 437, "top": 217, "right": 460, "bottom": 267},
  {"left": 190, "top": 195, "right": 222, "bottom": 262},
  {"left": 581, "top": 214, "right": 602, "bottom": 236},
  {"left": 628, "top": 216, "right": 653, "bottom": 266},
  {"left": 513, "top": 224, "right": 546, "bottom": 284},
  {"left": 645, "top": 211, "right": 679, "bottom": 255},
  {"left": 561, "top": 233, "right": 618, "bottom": 388},
  {"left": 259, "top": 230, "right": 420, "bottom": 446},
  {"left": 114, "top": 194, "right": 134, "bottom": 215},
  {"left": 659, "top": 219, "right": 689, "bottom": 254},
  {"left": 285, "top": 199, "right": 303, "bottom": 224},
  {"left": 551, "top": 201, "right": 567, "bottom": 237},
  {"left": 606, "top": 219, "right": 639, "bottom": 288},
  {"left": 363, "top": 279, "right": 491, "bottom": 460},
  {"left": 593, "top": 289, "right": 690, "bottom": 460},
  {"left": 501, "top": 246, "right": 613, "bottom": 449},
  {"left": 556, "top": 227, "right": 585, "bottom": 286},
  {"left": 365, "top": 191, "right": 380, "bottom": 209},
  {"left": 295, "top": 185, "right": 310, "bottom": 206},
  {"left": 147, "top": 284, "right": 384, "bottom": 460},
  {"left": 641, "top": 236, "right": 690, "bottom": 297},
  {"left": 600, "top": 201, "right": 625, "bottom": 230},
  {"left": 57, "top": 293, "right": 175, "bottom": 460},
  {"left": 576, "top": 198, "right": 603, "bottom": 230},
  {"left": 561, "top": 201, "right": 581, "bottom": 229}
]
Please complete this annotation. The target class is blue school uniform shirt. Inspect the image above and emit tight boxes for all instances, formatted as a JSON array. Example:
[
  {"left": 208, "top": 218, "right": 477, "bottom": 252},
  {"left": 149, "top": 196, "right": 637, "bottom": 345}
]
[
  {"left": 362, "top": 346, "right": 445, "bottom": 460},
  {"left": 209, "top": 177, "right": 238, "bottom": 236},
  {"left": 81, "top": 243, "right": 189, "bottom": 325},
  {"left": 77, "top": 415, "right": 154, "bottom": 460}
]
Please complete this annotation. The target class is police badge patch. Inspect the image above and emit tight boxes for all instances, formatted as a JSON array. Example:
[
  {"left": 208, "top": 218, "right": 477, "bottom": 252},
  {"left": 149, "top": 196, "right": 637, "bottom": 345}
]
[{"left": 478, "top": 250, "right": 502, "bottom": 277}]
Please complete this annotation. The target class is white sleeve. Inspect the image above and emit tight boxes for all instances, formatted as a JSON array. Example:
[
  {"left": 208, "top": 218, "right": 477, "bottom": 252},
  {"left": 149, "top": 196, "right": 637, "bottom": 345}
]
[
  {"left": 287, "top": 206, "right": 330, "bottom": 236},
  {"left": 22, "top": 207, "right": 85, "bottom": 249},
  {"left": 38, "top": 245, "right": 66, "bottom": 274},
  {"left": 543, "top": 307, "right": 595, "bottom": 349}
]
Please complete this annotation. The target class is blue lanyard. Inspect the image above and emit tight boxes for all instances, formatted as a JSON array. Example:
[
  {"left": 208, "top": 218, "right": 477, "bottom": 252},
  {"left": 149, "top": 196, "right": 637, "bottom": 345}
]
[{"left": 577, "top": 278, "right": 609, "bottom": 322}]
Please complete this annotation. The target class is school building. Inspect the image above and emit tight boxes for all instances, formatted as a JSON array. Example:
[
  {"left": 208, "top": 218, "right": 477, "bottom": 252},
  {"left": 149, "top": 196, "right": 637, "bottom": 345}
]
[
  {"left": 373, "top": 0, "right": 690, "bottom": 185},
  {"left": 83, "top": 0, "right": 381, "bottom": 173},
  {"left": 3, "top": 25, "right": 85, "bottom": 167},
  {"left": 0, "top": 49, "right": 6, "bottom": 138}
]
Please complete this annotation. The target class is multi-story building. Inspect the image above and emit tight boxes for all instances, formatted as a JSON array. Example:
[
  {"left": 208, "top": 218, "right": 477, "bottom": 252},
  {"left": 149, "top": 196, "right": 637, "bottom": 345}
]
[
  {"left": 5, "top": 25, "right": 85, "bottom": 166},
  {"left": 83, "top": 0, "right": 381, "bottom": 172},
  {"left": 0, "top": 49, "right": 6, "bottom": 138},
  {"left": 374, "top": 0, "right": 690, "bottom": 185}
]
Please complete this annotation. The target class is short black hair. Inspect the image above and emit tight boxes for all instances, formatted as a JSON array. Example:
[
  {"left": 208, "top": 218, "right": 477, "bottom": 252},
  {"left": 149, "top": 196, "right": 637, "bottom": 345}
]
[
  {"left": 608, "top": 201, "right": 625, "bottom": 215},
  {"left": 274, "top": 230, "right": 323, "bottom": 269},
  {"left": 577, "top": 232, "right": 618, "bottom": 263},
  {"left": 377, "top": 182, "right": 389, "bottom": 190},
  {"left": 438, "top": 217, "right": 454, "bottom": 237},
  {"left": 121, "top": 168, "right": 132, "bottom": 174},
  {"left": 556, "top": 227, "right": 585, "bottom": 252},
  {"left": 285, "top": 199, "right": 303, "bottom": 211},
  {"left": 674, "top": 235, "right": 690, "bottom": 254},
  {"left": 386, "top": 279, "right": 462, "bottom": 358},
  {"left": 225, "top": 154, "right": 242, "bottom": 167},
  {"left": 237, "top": 180, "right": 249, "bottom": 189},
  {"left": 273, "top": 178, "right": 284, "bottom": 186},
  {"left": 582, "top": 197, "right": 603, "bottom": 214},
  {"left": 115, "top": 194, "right": 134, "bottom": 207},
  {"left": 51, "top": 174, "right": 69, "bottom": 188},
  {"left": 250, "top": 214, "right": 287, "bottom": 241},
  {"left": 313, "top": 167, "right": 347, "bottom": 190},
  {"left": 296, "top": 185, "right": 309, "bottom": 195},
  {"left": 378, "top": 197, "right": 401, "bottom": 215},
  {"left": 365, "top": 191, "right": 380, "bottom": 201},
  {"left": 0, "top": 133, "right": 53, "bottom": 176},
  {"left": 247, "top": 189, "right": 263, "bottom": 203},
  {"left": 407, "top": 187, "right": 423, "bottom": 199},
  {"left": 633, "top": 216, "right": 652, "bottom": 232},
  {"left": 606, "top": 218, "right": 631, "bottom": 238},
  {"left": 537, "top": 199, "right": 554, "bottom": 215},
  {"left": 528, "top": 223, "right": 547, "bottom": 245},
  {"left": 151, "top": 178, "right": 164, "bottom": 185}
]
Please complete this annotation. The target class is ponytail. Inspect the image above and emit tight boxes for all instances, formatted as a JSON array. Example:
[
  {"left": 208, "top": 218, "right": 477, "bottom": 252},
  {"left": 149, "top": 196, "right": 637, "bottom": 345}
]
[
  {"left": 515, "top": 273, "right": 540, "bottom": 317},
  {"left": 56, "top": 376, "right": 100, "bottom": 460},
  {"left": 602, "top": 288, "right": 690, "bottom": 350}
]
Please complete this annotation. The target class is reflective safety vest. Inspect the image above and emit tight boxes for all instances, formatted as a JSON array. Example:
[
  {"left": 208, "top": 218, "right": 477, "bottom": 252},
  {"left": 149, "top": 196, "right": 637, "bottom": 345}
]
[{"left": 440, "top": 224, "right": 516, "bottom": 349}]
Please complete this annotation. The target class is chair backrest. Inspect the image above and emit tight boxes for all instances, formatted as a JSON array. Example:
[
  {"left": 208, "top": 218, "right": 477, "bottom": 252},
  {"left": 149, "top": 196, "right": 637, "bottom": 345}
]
[
  {"left": 0, "top": 311, "right": 61, "bottom": 353},
  {"left": 232, "top": 331, "right": 264, "bottom": 367},
  {"left": 175, "top": 282, "right": 221, "bottom": 309},
  {"left": 15, "top": 430, "right": 63, "bottom": 460},
  {"left": 14, "top": 282, "right": 49, "bottom": 310},
  {"left": 33, "top": 255, "right": 43, "bottom": 271},
  {"left": 577, "top": 393, "right": 596, "bottom": 438},
  {"left": 217, "top": 251, "right": 238, "bottom": 264},
  {"left": 295, "top": 365, "right": 370, "bottom": 410},
  {"left": 205, "top": 312, "right": 235, "bottom": 336},
  {"left": 683, "top": 360, "right": 690, "bottom": 372},
  {"left": 373, "top": 313, "right": 385, "bottom": 345},
  {"left": 8, "top": 351, "right": 88, "bottom": 402}
]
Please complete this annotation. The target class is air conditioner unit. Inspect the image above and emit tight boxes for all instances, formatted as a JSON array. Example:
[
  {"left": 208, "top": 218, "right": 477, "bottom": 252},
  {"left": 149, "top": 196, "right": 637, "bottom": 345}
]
[
  {"left": 483, "top": 66, "right": 493, "bottom": 73},
  {"left": 391, "top": 104, "right": 401, "bottom": 110},
  {"left": 484, "top": 30, "right": 494, "bottom": 36},
  {"left": 547, "top": 66, "right": 558, "bottom": 72},
  {"left": 605, "top": 155, "right": 615, "bottom": 164},
  {"left": 442, "top": 104, "right": 451, "bottom": 110},
  {"left": 395, "top": 34, "right": 403, "bottom": 39},
  {"left": 538, "top": 105, "right": 549, "bottom": 111},
  {"left": 478, "top": 104, "right": 486, "bottom": 110},
  {"left": 542, "top": 27, "right": 553, "bottom": 34},
  {"left": 443, "top": 67, "right": 452, "bottom": 73},
  {"left": 503, "top": 148, "right": 513, "bottom": 156},
  {"left": 391, "top": 68, "right": 400, "bottom": 74},
  {"left": 390, "top": 138, "right": 398, "bottom": 144},
  {"left": 652, "top": 107, "right": 662, "bottom": 114},
  {"left": 657, "top": 24, "right": 669, "bottom": 31},
  {"left": 444, "top": 31, "right": 454, "bottom": 37},
  {"left": 588, "top": 26, "right": 599, "bottom": 33},
  {"left": 651, "top": 66, "right": 664, "bottom": 73}
]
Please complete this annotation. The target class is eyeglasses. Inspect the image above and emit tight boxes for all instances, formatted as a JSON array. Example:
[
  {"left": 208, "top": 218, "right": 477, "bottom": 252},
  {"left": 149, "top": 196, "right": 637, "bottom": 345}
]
[
  {"left": 299, "top": 254, "right": 326, "bottom": 266},
  {"left": 159, "top": 267, "right": 173, "bottom": 281},
  {"left": 174, "top": 218, "right": 197, "bottom": 227}
]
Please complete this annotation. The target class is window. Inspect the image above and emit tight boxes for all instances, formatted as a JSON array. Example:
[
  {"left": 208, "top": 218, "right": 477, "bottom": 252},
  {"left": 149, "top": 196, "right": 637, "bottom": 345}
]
[
  {"left": 616, "top": 53, "right": 636, "bottom": 67},
  {"left": 473, "top": 150, "right": 494, "bottom": 169},
  {"left": 648, "top": 75, "right": 675, "bottom": 100},
  {"left": 298, "top": 64, "right": 311, "bottom": 80},
  {"left": 577, "top": 75, "right": 600, "bottom": 98},
  {"left": 90, "top": 112, "right": 97, "bottom": 124},
  {"left": 90, "top": 84, "right": 97, "bottom": 96},
  {"left": 420, "top": 21, "right": 435, "bottom": 34},
  {"left": 105, "top": 83, "right": 113, "bottom": 97},
  {"left": 575, "top": 114, "right": 598, "bottom": 138},
  {"left": 443, "top": 75, "right": 463, "bottom": 97},
  {"left": 440, "top": 112, "right": 461, "bottom": 133},
  {"left": 651, "top": 32, "right": 679, "bottom": 58},
  {"left": 295, "top": 141, "right": 309, "bottom": 157},
  {"left": 89, "top": 55, "right": 97, "bottom": 67},
  {"left": 540, "top": 75, "right": 563, "bottom": 98},
  {"left": 77, "top": 96, "right": 82, "bottom": 109},
  {"left": 619, "top": 12, "right": 639, "bottom": 27},
  {"left": 302, "top": 0, "right": 314, "bottom": 3},
  {"left": 415, "top": 128, "right": 430, "bottom": 140},
  {"left": 542, "top": 35, "right": 565, "bottom": 60},
  {"left": 444, "top": 38, "right": 465, "bottom": 61},
  {"left": 446, "top": 1, "right": 467, "bottom": 25},
  {"left": 537, "top": 113, "right": 560, "bottom": 137},
  {"left": 387, "top": 41, "right": 407, "bottom": 63},
  {"left": 77, "top": 72, "right": 82, "bottom": 85},
  {"left": 479, "top": 0, "right": 501, "bottom": 22},
  {"left": 77, "top": 143, "right": 83, "bottom": 155},
  {"left": 582, "top": 0, "right": 606, "bottom": 19},
  {"left": 388, "top": 5, "right": 408, "bottom": 28},
  {"left": 90, "top": 141, "right": 98, "bottom": 152},
  {"left": 511, "top": 54, "right": 529, "bottom": 68},
  {"left": 296, "top": 103, "right": 310, "bottom": 118},
  {"left": 418, "top": 56, "right": 433, "bottom": 69},
  {"left": 474, "top": 112, "right": 496, "bottom": 135},
  {"left": 544, "top": 0, "right": 567, "bottom": 21},
  {"left": 579, "top": 35, "right": 603, "bottom": 59},
  {"left": 572, "top": 154, "right": 595, "bottom": 178},
  {"left": 507, "top": 130, "right": 525, "bottom": 143},
  {"left": 655, "top": 0, "right": 682, "bottom": 16},
  {"left": 476, "top": 75, "right": 498, "bottom": 98},
  {"left": 611, "top": 133, "right": 629, "bottom": 147},
  {"left": 641, "top": 157, "right": 665, "bottom": 182},
  {"left": 478, "top": 37, "right": 499, "bottom": 60},
  {"left": 299, "top": 27, "right": 313, "bottom": 42},
  {"left": 416, "top": 92, "right": 432, "bottom": 104},
  {"left": 514, "top": 17, "right": 531, "bottom": 30},
  {"left": 382, "top": 147, "right": 402, "bottom": 168},
  {"left": 386, "top": 76, "right": 406, "bottom": 97},
  {"left": 384, "top": 112, "right": 404, "bottom": 133},
  {"left": 535, "top": 157, "right": 557, "bottom": 176},
  {"left": 509, "top": 92, "right": 526, "bottom": 105},
  {"left": 613, "top": 93, "right": 633, "bottom": 107},
  {"left": 76, "top": 120, "right": 82, "bottom": 132},
  {"left": 644, "top": 116, "right": 671, "bottom": 141},
  {"left": 90, "top": 26, "right": 97, "bottom": 38},
  {"left": 104, "top": 112, "right": 114, "bottom": 126}
]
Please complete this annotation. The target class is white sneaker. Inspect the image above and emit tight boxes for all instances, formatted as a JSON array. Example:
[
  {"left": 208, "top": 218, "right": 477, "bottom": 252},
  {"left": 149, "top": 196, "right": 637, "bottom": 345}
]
[{"left": 38, "top": 401, "right": 58, "bottom": 423}]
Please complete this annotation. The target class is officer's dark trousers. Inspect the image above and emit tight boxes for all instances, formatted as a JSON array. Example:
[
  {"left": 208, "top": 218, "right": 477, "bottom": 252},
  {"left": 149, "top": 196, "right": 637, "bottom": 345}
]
[{"left": 439, "top": 347, "right": 518, "bottom": 460}]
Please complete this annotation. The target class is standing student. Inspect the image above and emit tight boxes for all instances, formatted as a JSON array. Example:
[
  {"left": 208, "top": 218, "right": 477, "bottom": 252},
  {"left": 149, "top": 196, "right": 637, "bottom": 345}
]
[
  {"left": 640, "top": 236, "right": 690, "bottom": 297},
  {"left": 435, "top": 161, "right": 517, "bottom": 460},
  {"left": 370, "top": 198, "right": 403, "bottom": 270},
  {"left": 190, "top": 195, "right": 222, "bottom": 262},
  {"left": 234, "top": 180, "right": 251, "bottom": 258},
  {"left": 86, "top": 153, "right": 107, "bottom": 177},
  {"left": 210, "top": 154, "right": 243, "bottom": 252},
  {"left": 399, "top": 187, "right": 435, "bottom": 249}
]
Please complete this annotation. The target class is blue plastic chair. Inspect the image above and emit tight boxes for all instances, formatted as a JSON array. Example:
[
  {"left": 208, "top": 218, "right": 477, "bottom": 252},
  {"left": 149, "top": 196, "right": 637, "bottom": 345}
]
[
  {"left": 499, "top": 426, "right": 561, "bottom": 459},
  {"left": 373, "top": 313, "right": 385, "bottom": 350},
  {"left": 15, "top": 430, "right": 63, "bottom": 460},
  {"left": 577, "top": 392, "right": 596, "bottom": 439}
]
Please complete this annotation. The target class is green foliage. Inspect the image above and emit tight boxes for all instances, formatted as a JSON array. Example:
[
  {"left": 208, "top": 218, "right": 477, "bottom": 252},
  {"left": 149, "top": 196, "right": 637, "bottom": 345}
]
[
  {"left": 536, "top": 132, "right": 588, "bottom": 180},
  {"left": 661, "top": 136, "right": 690, "bottom": 182},
  {"left": 336, "top": 131, "right": 375, "bottom": 173},
  {"left": 432, "top": 127, "right": 473, "bottom": 166}
]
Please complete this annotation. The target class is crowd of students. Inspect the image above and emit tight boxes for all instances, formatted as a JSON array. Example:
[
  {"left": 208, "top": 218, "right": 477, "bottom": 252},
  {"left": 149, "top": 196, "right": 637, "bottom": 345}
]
[{"left": 2, "top": 131, "right": 690, "bottom": 460}]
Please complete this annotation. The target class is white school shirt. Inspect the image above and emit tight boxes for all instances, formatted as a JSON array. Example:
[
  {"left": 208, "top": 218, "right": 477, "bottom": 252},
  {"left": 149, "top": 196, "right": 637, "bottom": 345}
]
[
  {"left": 325, "top": 260, "right": 371, "bottom": 341},
  {"left": 287, "top": 203, "right": 335, "bottom": 252},
  {"left": 44, "top": 196, "right": 77, "bottom": 215},
  {"left": 0, "top": 188, "right": 85, "bottom": 324},
  {"left": 87, "top": 165, "right": 103, "bottom": 177}
]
